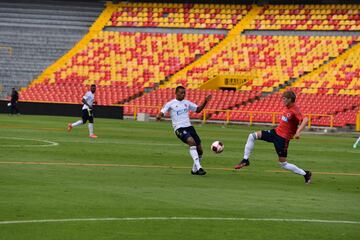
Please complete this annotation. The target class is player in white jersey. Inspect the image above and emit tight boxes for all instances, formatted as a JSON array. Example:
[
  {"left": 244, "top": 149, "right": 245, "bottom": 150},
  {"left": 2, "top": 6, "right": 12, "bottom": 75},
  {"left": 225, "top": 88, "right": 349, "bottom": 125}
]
[
  {"left": 156, "top": 86, "right": 212, "bottom": 175},
  {"left": 67, "top": 84, "right": 97, "bottom": 138}
]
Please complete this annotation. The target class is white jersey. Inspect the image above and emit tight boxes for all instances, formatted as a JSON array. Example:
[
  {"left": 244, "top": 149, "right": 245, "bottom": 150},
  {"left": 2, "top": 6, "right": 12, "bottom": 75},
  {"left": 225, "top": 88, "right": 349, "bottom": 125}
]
[
  {"left": 82, "top": 91, "right": 95, "bottom": 110},
  {"left": 161, "top": 99, "right": 198, "bottom": 131}
]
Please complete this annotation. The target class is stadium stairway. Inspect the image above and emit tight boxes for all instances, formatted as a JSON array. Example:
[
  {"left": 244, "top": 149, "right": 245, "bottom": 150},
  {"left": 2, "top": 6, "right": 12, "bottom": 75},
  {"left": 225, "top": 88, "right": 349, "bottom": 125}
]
[
  {"left": 291, "top": 40, "right": 360, "bottom": 94},
  {"left": 161, "top": 5, "right": 262, "bottom": 89},
  {"left": 134, "top": 5, "right": 264, "bottom": 120}
]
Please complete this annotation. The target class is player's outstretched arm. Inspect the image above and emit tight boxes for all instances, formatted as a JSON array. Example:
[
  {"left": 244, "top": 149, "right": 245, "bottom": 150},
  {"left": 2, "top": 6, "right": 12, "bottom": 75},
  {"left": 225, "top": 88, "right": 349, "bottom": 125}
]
[
  {"left": 196, "top": 95, "right": 212, "bottom": 113},
  {"left": 156, "top": 112, "right": 164, "bottom": 121},
  {"left": 294, "top": 116, "right": 309, "bottom": 139}
]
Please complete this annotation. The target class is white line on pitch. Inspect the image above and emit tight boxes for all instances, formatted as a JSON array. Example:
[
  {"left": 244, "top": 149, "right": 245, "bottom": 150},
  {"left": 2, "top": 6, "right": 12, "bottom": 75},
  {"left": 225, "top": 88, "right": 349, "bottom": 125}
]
[
  {"left": 0, "top": 217, "right": 359, "bottom": 225},
  {"left": 0, "top": 137, "right": 58, "bottom": 147}
]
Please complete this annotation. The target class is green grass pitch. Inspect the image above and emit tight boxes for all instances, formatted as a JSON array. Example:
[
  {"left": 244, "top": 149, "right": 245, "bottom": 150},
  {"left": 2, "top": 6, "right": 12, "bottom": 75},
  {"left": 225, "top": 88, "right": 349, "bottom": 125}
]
[{"left": 0, "top": 114, "right": 359, "bottom": 240}]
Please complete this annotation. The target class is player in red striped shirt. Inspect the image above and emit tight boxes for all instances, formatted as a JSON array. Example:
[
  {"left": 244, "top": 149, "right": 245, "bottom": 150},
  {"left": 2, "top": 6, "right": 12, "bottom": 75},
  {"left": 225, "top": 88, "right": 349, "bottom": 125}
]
[{"left": 234, "top": 90, "right": 312, "bottom": 184}]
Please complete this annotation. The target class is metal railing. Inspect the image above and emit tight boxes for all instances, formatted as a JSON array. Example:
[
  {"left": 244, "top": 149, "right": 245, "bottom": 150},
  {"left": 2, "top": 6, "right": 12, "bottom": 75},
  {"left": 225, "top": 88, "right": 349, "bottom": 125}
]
[
  {"left": 121, "top": 104, "right": 335, "bottom": 128},
  {"left": 307, "top": 113, "right": 334, "bottom": 128},
  {"left": 115, "top": 104, "right": 161, "bottom": 120},
  {"left": 201, "top": 109, "right": 282, "bottom": 125}
]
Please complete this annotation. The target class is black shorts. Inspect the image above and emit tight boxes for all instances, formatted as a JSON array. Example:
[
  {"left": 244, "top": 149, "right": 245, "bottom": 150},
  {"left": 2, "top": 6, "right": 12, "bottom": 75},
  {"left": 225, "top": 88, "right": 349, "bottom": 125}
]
[
  {"left": 82, "top": 109, "right": 94, "bottom": 123},
  {"left": 261, "top": 129, "right": 289, "bottom": 157},
  {"left": 175, "top": 126, "right": 201, "bottom": 145}
]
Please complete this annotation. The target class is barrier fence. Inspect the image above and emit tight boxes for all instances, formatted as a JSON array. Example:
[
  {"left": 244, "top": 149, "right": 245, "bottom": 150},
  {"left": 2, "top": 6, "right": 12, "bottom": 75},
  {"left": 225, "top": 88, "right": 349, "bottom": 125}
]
[{"left": 121, "top": 104, "right": 335, "bottom": 128}]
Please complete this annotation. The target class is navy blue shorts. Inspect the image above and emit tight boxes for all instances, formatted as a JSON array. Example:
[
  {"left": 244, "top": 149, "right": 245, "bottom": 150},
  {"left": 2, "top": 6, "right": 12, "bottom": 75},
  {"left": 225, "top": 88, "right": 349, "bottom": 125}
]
[
  {"left": 82, "top": 109, "right": 94, "bottom": 123},
  {"left": 175, "top": 126, "right": 201, "bottom": 145},
  {"left": 261, "top": 129, "right": 289, "bottom": 157}
]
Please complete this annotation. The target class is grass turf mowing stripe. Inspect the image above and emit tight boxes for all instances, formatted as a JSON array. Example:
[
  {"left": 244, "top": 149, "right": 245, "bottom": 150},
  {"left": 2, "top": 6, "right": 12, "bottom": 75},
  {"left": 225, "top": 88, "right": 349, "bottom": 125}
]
[
  {"left": 0, "top": 161, "right": 222, "bottom": 170},
  {"left": 1, "top": 161, "right": 360, "bottom": 176}
]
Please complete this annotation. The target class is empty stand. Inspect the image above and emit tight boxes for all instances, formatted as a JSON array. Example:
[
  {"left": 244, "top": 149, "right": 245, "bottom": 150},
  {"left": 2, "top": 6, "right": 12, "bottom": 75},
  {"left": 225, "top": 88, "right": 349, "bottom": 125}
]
[
  {"left": 165, "top": 35, "right": 355, "bottom": 92},
  {"left": 108, "top": 3, "right": 251, "bottom": 30},
  {"left": 13, "top": 2, "right": 360, "bottom": 128},
  {"left": 0, "top": 0, "right": 104, "bottom": 99},
  {"left": 20, "top": 31, "right": 224, "bottom": 104},
  {"left": 21, "top": 82, "right": 144, "bottom": 106},
  {"left": 293, "top": 40, "right": 360, "bottom": 95},
  {"left": 124, "top": 88, "right": 261, "bottom": 118},
  {"left": 248, "top": 4, "right": 360, "bottom": 31}
]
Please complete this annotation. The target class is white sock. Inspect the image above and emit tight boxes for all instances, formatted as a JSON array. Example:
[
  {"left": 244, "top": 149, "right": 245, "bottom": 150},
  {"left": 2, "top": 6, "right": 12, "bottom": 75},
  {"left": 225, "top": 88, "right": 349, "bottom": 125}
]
[
  {"left": 88, "top": 123, "right": 94, "bottom": 135},
  {"left": 72, "top": 120, "right": 83, "bottom": 127},
  {"left": 354, "top": 137, "right": 360, "bottom": 147},
  {"left": 189, "top": 146, "right": 201, "bottom": 171},
  {"left": 280, "top": 162, "right": 306, "bottom": 175},
  {"left": 244, "top": 133, "right": 257, "bottom": 159},
  {"left": 193, "top": 155, "right": 202, "bottom": 172}
]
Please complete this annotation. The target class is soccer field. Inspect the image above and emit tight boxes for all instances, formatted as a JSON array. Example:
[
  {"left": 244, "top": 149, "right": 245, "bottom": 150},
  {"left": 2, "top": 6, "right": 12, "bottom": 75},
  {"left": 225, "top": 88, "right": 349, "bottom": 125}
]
[{"left": 0, "top": 114, "right": 359, "bottom": 240}]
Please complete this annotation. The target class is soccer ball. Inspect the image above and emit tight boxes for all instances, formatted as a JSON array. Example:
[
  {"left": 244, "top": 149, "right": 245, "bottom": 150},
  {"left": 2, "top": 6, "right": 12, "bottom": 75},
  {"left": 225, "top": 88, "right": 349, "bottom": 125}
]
[{"left": 211, "top": 141, "right": 224, "bottom": 154}]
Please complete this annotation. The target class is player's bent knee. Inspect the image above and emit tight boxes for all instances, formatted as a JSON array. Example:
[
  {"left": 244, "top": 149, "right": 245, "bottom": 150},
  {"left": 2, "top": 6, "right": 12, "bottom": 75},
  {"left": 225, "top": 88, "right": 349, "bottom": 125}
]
[{"left": 187, "top": 138, "right": 196, "bottom": 146}]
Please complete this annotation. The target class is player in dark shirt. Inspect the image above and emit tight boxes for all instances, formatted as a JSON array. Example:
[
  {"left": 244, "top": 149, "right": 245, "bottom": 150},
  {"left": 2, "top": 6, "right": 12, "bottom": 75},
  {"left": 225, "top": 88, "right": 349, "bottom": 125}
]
[
  {"left": 234, "top": 90, "right": 312, "bottom": 184},
  {"left": 9, "top": 88, "right": 20, "bottom": 115}
]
